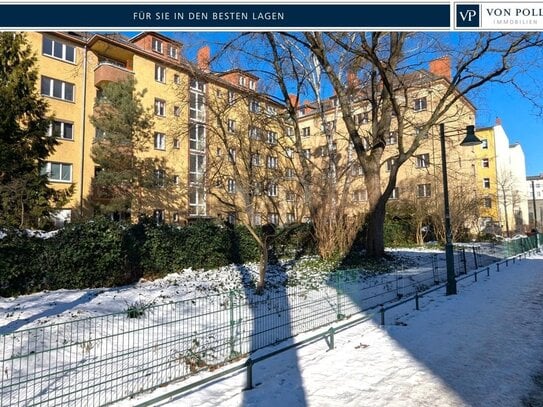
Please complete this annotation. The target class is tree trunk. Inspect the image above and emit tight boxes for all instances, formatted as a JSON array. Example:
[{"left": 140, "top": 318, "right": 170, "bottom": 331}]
[
  {"left": 365, "top": 201, "right": 386, "bottom": 257},
  {"left": 256, "top": 239, "right": 268, "bottom": 294}
]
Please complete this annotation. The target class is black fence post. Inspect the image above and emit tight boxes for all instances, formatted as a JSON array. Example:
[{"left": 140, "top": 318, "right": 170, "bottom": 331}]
[
  {"left": 380, "top": 305, "right": 385, "bottom": 326},
  {"left": 462, "top": 248, "right": 467, "bottom": 274},
  {"left": 415, "top": 293, "right": 420, "bottom": 311},
  {"left": 244, "top": 358, "right": 254, "bottom": 390},
  {"left": 472, "top": 246, "right": 479, "bottom": 269}
]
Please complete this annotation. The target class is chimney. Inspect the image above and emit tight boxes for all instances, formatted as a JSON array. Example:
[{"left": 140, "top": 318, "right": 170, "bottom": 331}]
[
  {"left": 495, "top": 117, "right": 502, "bottom": 126},
  {"left": 197, "top": 46, "right": 211, "bottom": 72},
  {"left": 288, "top": 94, "right": 299, "bottom": 108},
  {"left": 429, "top": 56, "right": 451, "bottom": 81}
]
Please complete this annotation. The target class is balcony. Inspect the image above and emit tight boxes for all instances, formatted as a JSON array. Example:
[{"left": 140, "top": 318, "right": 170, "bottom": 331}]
[{"left": 94, "top": 63, "right": 134, "bottom": 87}]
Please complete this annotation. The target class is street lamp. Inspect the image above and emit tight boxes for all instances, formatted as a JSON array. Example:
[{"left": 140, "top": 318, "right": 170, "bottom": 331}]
[{"left": 440, "top": 123, "right": 481, "bottom": 295}]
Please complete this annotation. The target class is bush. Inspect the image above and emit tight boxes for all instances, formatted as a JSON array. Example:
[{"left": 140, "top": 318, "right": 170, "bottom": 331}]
[
  {"left": 0, "top": 232, "right": 46, "bottom": 296},
  {"left": 274, "top": 223, "right": 317, "bottom": 259},
  {"left": 45, "top": 217, "right": 138, "bottom": 290},
  {"left": 384, "top": 216, "right": 414, "bottom": 247}
]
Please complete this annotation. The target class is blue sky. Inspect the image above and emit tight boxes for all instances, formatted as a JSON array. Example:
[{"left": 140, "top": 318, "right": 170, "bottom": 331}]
[{"left": 125, "top": 31, "right": 543, "bottom": 176}]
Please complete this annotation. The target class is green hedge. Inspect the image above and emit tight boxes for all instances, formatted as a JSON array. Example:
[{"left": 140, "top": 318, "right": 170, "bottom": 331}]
[{"left": 1, "top": 218, "right": 314, "bottom": 296}]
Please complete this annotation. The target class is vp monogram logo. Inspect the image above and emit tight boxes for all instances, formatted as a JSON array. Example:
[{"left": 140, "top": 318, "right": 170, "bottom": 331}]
[
  {"left": 459, "top": 9, "right": 477, "bottom": 22},
  {"left": 456, "top": 4, "right": 480, "bottom": 27}
]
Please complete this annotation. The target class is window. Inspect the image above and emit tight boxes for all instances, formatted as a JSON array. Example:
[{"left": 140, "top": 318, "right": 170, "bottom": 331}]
[
  {"left": 249, "top": 79, "right": 256, "bottom": 90},
  {"left": 168, "top": 45, "right": 178, "bottom": 59},
  {"left": 355, "top": 112, "right": 369, "bottom": 125},
  {"left": 189, "top": 186, "right": 206, "bottom": 216},
  {"left": 153, "top": 209, "right": 164, "bottom": 224},
  {"left": 173, "top": 74, "right": 180, "bottom": 84},
  {"left": 390, "top": 187, "right": 400, "bottom": 200},
  {"left": 173, "top": 138, "right": 180, "bottom": 149},
  {"left": 154, "top": 99, "right": 166, "bottom": 116},
  {"left": 482, "top": 158, "right": 489, "bottom": 168},
  {"left": 267, "top": 183, "right": 278, "bottom": 197},
  {"left": 49, "top": 120, "right": 73, "bottom": 140},
  {"left": 155, "top": 64, "right": 166, "bottom": 82},
  {"left": 302, "top": 149, "right": 311, "bottom": 159},
  {"left": 155, "top": 169, "right": 165, "bottom": 187},
  {"left": 302, "top": 127, "right": 310, "bottom": 137},
  {"left": 227, "top": 179, "right": 236, "bottom": 194},
  {"left": 266, "top": 105, "right": 277, "bottom": 116},
  {"left": 228, "top": 148, "right": 236, "bottom": 163},
  {"left": 152, "top": 38, "right": 163, "bottom": 53},
  {"left": 227, "top": 212, "right": 236, "bottom": 225},
  {"left": 253, "top": 213, "right": 262, "bottom": 226},
  {"left": 416, "top": 153, "right": 430, "bottom": 168},
  {"left": 173, "top": 175, "right": 180, "bottom": 185},
  {"left": 41, "top": 162, "right": 72, "bottom": 182},
  {"left": 268, "top": 213, "right": 279, "bottom": 225},
  {"left": 321, "top": 120, "right": 336, "bottom": 133},
  {"left": 483, "top": 197, "right": 492, "bottom": 208},
  {"left": 417, "top": 183, "right": 431, "bottom": 198},
  {"left": 41, "top": 76, "right": 74, "bottom": 101},
  {"left": 174, "top": 105, "right": 181, "bottom": 117},
  {"left": 352, "top": 189, "right": 368, "bottom": 202},
  {"left": 414, "top": 97, "right": 427, "bottom": 112},
  {"left": 154, "top": 132, "right": 166, "bottom": 150},
  {"left": 251, "top": 153, "right": 261, "bottom": 167},
  {"left": 286, "top": 191, "right": 295, "bottom": 202},
  {"left": 483, "top": 178, "right": 491, "bottom": 189},
  {"left": 190, "top": 124, "right": 205, "bottom": 151},
  {"left": 351, "top": 163, "right": 364, "bottom": 176},
  {"left": 42, "top": 36, "right": 75, "bottom": 63},
  {"left": 386, "top": 157, "right": 397, "bottom": 172},
  {"left": 249, "top": 99, "right": 260, "bottom": 113},
  {"left": 285, "top": 168, "right": 295, "bottom": 179},
  {"left": 481, "top": 139, "right": 488, "bottom": 149},
  {"left": 239, "top": 76, "right": 246, "bottom": 87},
  {"left": 190, "top": 91, "right": 205, "bottom": 121},
  {"left": 173, "top": 212, "right": 180, "bottom": 223},
  {"left": 386, "top": 132, "right": 398, "bottom": 145},
  {"left": 228, "top": 90, "right": 235, "bottom": 105},
  {"left": 189, "top": 153, "right": 205, "bottom": 183},
  {"left": 228, "top": 119, "right": 236, "bottom": 133},
  {"left": 286, "top": 148, "right": 293, "bottom": 158},
  {"left": 190, "top": 78, "right": 205, "bottom": 92},
  {"left": 249, "top": 126, "right": 260, "bottom": 140},
  {"left": 267, "top": 131, "right": 277, "bottom": 145},
  {"left": 286, "top": 127, "right": 294, "bottom": 138},
  {"left": 286, "top": 213, "right": 295, "bottom": 224},
  {"left": 267, "top": 156, "right": 278, "bottom": 169}
]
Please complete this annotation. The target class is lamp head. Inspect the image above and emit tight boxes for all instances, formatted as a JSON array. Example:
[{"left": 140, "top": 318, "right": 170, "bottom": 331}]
[{"left": 460, "top": 125, "right": 482, "bottom": 147}]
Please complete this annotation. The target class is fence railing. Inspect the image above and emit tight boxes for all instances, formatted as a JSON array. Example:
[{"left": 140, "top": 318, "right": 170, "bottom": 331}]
[{"left": 1, "top": 234, "right": 540, "bottom": 406}]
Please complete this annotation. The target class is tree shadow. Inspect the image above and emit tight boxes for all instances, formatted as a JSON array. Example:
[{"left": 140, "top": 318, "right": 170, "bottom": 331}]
[
  {"left": 235, "top": 262, "right": 307, "bottom": 406},
  {"left": 326, "top": 248, "right": 543, "bottom": 406}
]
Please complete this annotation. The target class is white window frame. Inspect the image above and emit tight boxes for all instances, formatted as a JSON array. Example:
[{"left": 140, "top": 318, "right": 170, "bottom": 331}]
[
  {"left": 42, "top": 162, "right": 72, "bottom": 183},
  {"left": 41, "top": 76, "right": 74, "bottom": 102},
  {"left": 267, "top": 183, "right": 278, "bottom": 197},
  {"left": 154, "top": 98, "right": 166, "bottom": 117},
  {"left": 155, "top": 169, "right": 166, "bottom": 187},
  {"left": 302, "top": 127, "right": 310, "bottom": 137},
  {"left": 228, "top": 148, "right": 236, "bottom": 163},
  {"left": 42, "top": 36, "right": 75, "bottom": 63},
  {"left": 155, "top": 64, "right": 166, "bottom": 83},
  {"left": 416, "top": 153, "right": 430, "bottom": 168},
  {"left": 414, "top": 97, "right": 427, "bottom": 112},
  {"left": 266, "top": 131, "right": 277, "bottom": 145},
  {"left": 228, "top": 119, "right": 236, "bottom": 133},
  {"left": 154, "top": 132, "right": 166, "bottom": 150},
  {"left": 267, "top": 155, "right": 278, "bottom": 169},
  {"left": 227, "top": 179, "right": 236, "bottom": 194},
  {"left": 251, "top": 153, "right": 261, "bottom": 167},
  {"left": 168, "top": 45, "right": 178, "bottom": 59},
  {"left": 481, "top": 139, "right": 488, "bottom": 149},
  {"left": 152, "top": 38, "right": 163, "bottom": 53},
  {"left": 49, "top": 120, "right": 74, "bottom": 140},
  {"left": 417, "top": 183, "right": 432, "bottom": 198},
  {"left": 482, "top": 158, "right": 490, "bottom": 168},
  {"left": 189, "top": 124, "right": 205, "bottom": 151},
  {"left": 483, "top": 178, "right": 491, "bottom": 189},
  {"left": 285, "top": 168, "right": 295, "bottom": 179},
  {"left": 189, "top": 153, "right": 205, "bottom": 184},
  {"left": 249, "top": 99, "right": 260, "bottom": 113},
  {"left": 268, "top": 213, "right": 279, "bottom": 225}
]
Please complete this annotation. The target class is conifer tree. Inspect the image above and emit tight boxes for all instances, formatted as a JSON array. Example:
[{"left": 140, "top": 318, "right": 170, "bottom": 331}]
[
  {"left": 0, "top": 32, "right": 68, "bottom": 228},
  {"left": 90, "top": 78, "right": 155, "bottom": 218}
]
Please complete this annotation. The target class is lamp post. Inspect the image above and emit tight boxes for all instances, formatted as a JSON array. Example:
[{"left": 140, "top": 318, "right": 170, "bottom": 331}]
[{"left": 440, "top": 123, "right": 481, "bottom": 295}]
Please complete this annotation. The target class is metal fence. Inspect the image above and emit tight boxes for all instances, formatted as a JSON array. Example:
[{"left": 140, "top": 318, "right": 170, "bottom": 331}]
[{"left": 1, "top": 235, "right": 540, "bottom": 406}]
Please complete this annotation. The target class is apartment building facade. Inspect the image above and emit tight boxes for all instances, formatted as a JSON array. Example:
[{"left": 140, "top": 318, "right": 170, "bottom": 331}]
[
  {"left": 474, "top": 119, "right": 529, "bottom": 235},
  {"left": 27, "top": 31, "right": 290, "bottom": 226},
  {"left": 527, "top": 174, "right": 543, "bottom": 229},
  {"left": 28, "top": 31, "right": 529, "bottom": 235}
]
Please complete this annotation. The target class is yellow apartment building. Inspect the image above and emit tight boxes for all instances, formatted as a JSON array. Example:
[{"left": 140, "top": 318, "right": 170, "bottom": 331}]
[
  {"left": 27, "top": 31, "right": 524, "bottom": 235},
  {"left": 27, "top": 31, "right": 289, "bottom": 226}
]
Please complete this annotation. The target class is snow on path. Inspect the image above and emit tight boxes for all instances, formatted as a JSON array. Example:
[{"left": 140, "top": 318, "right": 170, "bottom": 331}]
[{"left": 135, "top": 253, "right": 543, "bottom": 407}]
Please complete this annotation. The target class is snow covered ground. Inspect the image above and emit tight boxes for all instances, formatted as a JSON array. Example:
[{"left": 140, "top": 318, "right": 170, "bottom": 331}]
[{"left": 124, "top": 251, "right": 543, "bottom": 407}]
